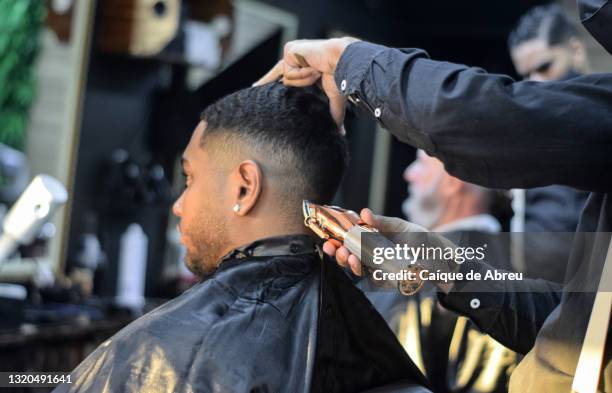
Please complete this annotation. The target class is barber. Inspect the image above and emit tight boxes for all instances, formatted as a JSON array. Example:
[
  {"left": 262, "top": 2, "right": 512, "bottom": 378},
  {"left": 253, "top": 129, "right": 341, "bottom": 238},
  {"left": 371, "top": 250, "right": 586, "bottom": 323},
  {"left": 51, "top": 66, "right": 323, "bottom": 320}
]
[{"left": 254, "top": 1, "right": 612, "bottom": 391}]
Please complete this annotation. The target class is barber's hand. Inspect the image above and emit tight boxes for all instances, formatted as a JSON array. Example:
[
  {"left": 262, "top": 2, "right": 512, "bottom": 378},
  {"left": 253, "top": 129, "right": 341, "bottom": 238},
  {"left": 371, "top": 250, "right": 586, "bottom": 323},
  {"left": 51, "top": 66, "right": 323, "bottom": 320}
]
[
  {"left": 253, "top": 37, "right": 359, "bottom": 128},
  {"left": 323, "top": 208, "right": 460, "bottom": 294},
  {"left": 322, "top": 208, "right": 427, "bottom": 276}
]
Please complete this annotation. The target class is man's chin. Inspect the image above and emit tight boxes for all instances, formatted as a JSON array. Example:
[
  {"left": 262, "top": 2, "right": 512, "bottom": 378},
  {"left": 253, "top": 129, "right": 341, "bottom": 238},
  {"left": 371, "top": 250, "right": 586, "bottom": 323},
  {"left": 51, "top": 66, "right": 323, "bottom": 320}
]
[{"left": 185, "top": 256, "right": 215, "bottom": 280}]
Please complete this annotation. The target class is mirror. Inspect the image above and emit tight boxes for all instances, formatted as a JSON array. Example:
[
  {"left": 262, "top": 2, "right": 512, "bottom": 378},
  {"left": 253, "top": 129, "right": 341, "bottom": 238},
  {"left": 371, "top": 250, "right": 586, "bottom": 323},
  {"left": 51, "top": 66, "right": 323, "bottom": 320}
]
[{"left": 0, "top": 0, "right": 94, "bottom": 282}]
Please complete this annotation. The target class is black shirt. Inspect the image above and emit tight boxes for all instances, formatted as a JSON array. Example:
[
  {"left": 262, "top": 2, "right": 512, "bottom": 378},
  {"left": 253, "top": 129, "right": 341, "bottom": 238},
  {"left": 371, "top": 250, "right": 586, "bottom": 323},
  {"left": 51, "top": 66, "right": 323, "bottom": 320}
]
[{"left": 335, "top": 41, "right": 612, "bottom": 392}]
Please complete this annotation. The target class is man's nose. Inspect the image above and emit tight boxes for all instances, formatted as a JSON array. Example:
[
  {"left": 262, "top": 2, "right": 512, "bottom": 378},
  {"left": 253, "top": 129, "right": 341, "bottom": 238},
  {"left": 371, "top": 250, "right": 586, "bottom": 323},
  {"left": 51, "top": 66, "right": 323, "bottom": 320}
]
[
  {"left": 528, "top": 73, "right": 547, "bottom": 82},
  {"left": 172, "top": 195, "right": 183, "bottom": 217},
  {"left": 404, "top": 163, "right": 416, "bottom": 183}
]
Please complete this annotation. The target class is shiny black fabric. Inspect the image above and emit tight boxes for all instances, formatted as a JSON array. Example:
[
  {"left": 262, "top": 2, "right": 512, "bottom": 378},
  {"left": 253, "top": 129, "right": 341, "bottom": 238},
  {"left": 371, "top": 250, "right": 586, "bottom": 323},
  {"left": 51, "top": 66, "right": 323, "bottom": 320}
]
[
  {"left": 578, "top": 0, "right": 612, "bottom": 54},
  {"left": 54, "top": 235, "right": 429, "bottom": 393}
]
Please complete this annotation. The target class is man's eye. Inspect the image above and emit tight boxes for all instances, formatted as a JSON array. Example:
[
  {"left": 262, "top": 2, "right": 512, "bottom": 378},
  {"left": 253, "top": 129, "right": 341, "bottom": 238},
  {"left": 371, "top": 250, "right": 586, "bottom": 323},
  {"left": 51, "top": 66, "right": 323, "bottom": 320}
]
[
  {"left": 181, "top": 172, "right": 191, "bottom": 188},
  {"left": 535, "top": 61, "right": 552, "bottom": 73}
]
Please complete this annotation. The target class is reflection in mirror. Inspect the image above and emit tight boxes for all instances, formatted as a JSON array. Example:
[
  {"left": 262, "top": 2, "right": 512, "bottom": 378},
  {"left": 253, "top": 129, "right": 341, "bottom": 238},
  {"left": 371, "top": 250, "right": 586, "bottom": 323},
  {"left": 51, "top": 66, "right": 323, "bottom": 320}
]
[{"left": 0, "top": 1, "right": 94, "bottom": 285}]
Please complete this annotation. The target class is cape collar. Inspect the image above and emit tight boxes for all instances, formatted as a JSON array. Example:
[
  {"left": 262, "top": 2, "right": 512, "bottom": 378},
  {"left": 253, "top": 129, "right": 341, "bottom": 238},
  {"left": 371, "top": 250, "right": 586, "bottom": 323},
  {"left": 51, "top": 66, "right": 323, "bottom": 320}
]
[{"left": 219, "top": 234, "right": 320, "bottom": 264}]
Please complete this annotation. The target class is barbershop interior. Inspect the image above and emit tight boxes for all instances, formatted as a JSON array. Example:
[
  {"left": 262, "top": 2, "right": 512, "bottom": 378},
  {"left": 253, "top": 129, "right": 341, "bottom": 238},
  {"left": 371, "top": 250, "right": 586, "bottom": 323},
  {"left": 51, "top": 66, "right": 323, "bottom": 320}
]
[{"left": 0, "top": 0, "right": 611, "bottom": 392}]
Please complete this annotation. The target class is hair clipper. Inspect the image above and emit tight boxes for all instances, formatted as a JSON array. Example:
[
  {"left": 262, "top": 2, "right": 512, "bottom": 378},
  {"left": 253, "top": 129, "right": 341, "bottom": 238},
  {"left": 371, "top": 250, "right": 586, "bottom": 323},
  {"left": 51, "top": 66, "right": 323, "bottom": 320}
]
[{"left": 302, "top": 200, "right": 423, "bottom": 295}]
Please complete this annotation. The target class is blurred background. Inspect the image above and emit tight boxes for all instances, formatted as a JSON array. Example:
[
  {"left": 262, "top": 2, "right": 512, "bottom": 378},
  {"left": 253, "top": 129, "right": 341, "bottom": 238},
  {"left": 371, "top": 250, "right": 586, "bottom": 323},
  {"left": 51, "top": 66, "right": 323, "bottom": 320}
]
[{"left": 0, "top": 0, "right": 609, "bottom": 387}]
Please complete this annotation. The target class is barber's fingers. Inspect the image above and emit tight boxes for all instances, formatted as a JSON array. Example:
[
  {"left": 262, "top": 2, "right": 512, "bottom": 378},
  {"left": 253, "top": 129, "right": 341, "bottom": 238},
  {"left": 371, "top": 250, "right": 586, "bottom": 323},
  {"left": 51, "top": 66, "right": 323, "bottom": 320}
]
[
  {"left": 254, "top": 41, "right": 320, "bottom": 86},
  {"left": 360, "top": 208, "right": 379, "bottom": 227},
  {"left": 284, "top": 39, "right": 338, "bottom": 74},
  {"left": 321, "top": 74, "right": 346, "bottom": 129},
  {"left": 254, "top": 60, "right": 322, "bottom": 87},
  {"left": 322, "top": 243, "right": 362, "bottom": 275},
  {"left": 361, "top": 208, "right": 429, "bottom": 233},
  {"left": 324, "top": 242, "right": 349, "bottom": 267},
  {"left": 283, "top": 41, "right": 318, "bottom": 70},
  {"left": 283, "top": 65, "right": 317, "bottom": 80},
  {"left": 336, "top": 246, "right": 351, "bottom": 266},
  {"left": 322, "top": 241, "right": 337, "bottom": 256},
  {"left": 360, "top": 208, "right": 403, "bottom": 232},
  {"left": 322, "top": 241, "right": 363, "bottom": 277},
  {"left": 323, "top": 239, "right": 341, "bottom": 254},
  {"left": 329, "top": 95, "right": 347, "bottom": 131},
  {"left": 253, "top": 60, "right": 285, "bottom": 86},
  {"left": 348, "top": 255, "right": 362, "bottom": 276},
  {"left": 256, "top": 38, "right": 343, "bottom": 87},
  {"left": 283, "top": 70, "right": 322, "bottom": 87}
]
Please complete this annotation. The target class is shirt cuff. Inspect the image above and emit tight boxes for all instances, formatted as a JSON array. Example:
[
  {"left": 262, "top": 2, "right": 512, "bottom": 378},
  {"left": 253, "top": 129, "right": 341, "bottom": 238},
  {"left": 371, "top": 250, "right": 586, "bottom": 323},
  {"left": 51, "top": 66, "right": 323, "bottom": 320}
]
[
  {"left": 333, "top": 41, "right": 437, "bottom": 152},
  {"left": 437, "top": 262, "right": 505, "bottom": 331},
  {"left": 334, "top": 41, "right": 387, "bottom": 97}
]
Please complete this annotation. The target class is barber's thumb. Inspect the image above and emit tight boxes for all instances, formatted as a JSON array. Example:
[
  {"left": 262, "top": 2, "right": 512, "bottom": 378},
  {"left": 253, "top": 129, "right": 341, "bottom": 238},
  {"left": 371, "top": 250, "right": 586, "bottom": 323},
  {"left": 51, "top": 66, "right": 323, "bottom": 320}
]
[
  {"left": 360, "top": 208, "right": 397, "bottom": 231},
  {"left": 360, "top": 208, "right": 421, "bottom": 233}
]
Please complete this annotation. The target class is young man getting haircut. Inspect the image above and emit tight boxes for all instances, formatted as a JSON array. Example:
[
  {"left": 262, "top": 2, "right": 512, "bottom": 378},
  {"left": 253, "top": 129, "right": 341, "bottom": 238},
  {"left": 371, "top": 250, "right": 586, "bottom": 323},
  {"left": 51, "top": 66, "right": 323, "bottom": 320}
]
[{"left": 55, "top": 83, "right": 429, "bottom": 393}]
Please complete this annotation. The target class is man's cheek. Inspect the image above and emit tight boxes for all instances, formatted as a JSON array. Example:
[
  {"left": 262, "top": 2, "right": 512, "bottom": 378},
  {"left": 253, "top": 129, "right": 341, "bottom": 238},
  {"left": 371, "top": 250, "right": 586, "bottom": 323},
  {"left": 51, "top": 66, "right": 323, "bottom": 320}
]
[{"left": 181, "top": 231, "right": 200, "bottom": 258}]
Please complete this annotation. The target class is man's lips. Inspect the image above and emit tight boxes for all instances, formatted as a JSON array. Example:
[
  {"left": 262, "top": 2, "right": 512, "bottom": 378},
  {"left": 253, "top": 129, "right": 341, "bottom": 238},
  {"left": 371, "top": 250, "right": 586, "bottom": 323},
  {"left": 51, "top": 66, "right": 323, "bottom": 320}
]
[{"left": 176, "top": 224, "right": 186, "bottom": 245}]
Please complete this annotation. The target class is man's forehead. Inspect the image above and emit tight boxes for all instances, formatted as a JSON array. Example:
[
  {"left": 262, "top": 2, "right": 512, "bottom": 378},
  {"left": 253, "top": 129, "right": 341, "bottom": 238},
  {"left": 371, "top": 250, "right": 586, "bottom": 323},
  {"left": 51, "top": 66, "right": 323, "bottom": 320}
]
[
  {"left": 417, "top": 151, "right": 444, "bottom": 172},
  {"left": 512, "top": 39, "right": 556, "bottom": 73},
  {"left": 418, "top": 149, "right": 438, "bottom": 162},
  {"left": 183, "top": 121, "right": 207, "bottom": 162},
  {"left": 190, "top": 121, "right": 206, "bottom": 146}
]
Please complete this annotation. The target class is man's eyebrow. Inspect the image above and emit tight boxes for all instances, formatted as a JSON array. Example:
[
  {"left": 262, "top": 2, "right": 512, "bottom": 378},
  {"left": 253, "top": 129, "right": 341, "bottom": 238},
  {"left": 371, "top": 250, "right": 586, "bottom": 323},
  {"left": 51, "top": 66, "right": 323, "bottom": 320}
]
[
  {"left": 523, "top": 59, "right": 553, "bottom": 77},
  {"left": 533, "top": 60, "right": 553, "bottom": 72}
]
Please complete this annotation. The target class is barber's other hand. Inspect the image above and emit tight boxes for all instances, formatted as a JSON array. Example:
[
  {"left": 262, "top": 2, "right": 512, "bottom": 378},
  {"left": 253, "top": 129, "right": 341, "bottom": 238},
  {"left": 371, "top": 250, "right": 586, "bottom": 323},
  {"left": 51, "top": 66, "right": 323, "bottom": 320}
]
[
  {"left": 322, "top": 208, "right": 427, "bottom": 276},
  {"left": 253, "top": 37, "right": 359, "bottom": 128}
]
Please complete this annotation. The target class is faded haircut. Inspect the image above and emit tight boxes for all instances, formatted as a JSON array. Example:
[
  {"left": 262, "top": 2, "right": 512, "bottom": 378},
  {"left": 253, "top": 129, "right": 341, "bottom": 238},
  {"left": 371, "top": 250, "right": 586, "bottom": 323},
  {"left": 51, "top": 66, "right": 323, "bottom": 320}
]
[{"left": 199, "top": 83, "right": 349, "bottom": 207}]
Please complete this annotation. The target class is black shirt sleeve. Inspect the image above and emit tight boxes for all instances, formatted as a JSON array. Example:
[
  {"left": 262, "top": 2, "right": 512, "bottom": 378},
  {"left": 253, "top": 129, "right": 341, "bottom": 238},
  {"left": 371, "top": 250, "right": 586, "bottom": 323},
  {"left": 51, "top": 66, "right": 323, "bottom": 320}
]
[
  {"left": 436, "top": 261, "right": 563, "bottom": 355},
  {"left": 334, "top": 41, "right": 612, "bottom": 193}
]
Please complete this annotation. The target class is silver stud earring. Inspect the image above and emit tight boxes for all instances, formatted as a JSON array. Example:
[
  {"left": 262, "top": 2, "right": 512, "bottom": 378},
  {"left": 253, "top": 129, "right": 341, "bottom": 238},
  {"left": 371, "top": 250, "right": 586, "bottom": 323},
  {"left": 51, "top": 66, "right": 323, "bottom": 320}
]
[{"left": 232, "top": 204, "right": 241, "bottom": 213}]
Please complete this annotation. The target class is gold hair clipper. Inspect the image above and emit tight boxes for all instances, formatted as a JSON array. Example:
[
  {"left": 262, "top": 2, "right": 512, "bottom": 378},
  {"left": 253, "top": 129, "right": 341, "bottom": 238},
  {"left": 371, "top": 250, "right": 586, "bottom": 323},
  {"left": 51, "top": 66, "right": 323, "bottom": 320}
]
[{"left": 302, "top": 200, "right": 423, "bottom": 295}]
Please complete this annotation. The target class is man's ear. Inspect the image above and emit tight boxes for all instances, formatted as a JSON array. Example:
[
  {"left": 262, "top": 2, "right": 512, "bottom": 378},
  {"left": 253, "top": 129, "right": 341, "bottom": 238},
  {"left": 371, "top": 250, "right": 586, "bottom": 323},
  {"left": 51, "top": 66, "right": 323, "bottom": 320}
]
[
  {"left": 568, "top": 37, "right": 588, "bottom": 73},
  {"left": 231, "top": 160, "right": 263, "bottom": 216}
]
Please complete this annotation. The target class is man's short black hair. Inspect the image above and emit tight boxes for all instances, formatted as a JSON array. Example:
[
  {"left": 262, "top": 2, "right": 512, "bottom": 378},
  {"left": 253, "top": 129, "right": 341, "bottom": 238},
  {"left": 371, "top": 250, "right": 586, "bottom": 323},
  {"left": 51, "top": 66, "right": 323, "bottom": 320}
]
[
  {"left": 508, "top": 3, "right": 578, "bottom": 49},
  {"left": 200, "top": 82, "right": 348, "bottom": 206}
]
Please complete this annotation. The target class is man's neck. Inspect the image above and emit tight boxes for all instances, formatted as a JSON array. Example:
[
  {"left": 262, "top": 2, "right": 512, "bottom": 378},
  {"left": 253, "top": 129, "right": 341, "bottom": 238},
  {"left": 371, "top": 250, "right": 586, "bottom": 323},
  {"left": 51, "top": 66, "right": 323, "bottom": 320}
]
[
  {"left": 433, "top": 214, "right": 500, "bottom": 233},
  {"left": 434, "top": 198, "right": 484, "bottom": 229},
  {"left": 240, "top": 222, "right": 311, "bottom": 242},
  {"left": 220, "top": 219, "right": 311, "bottom": 260}
]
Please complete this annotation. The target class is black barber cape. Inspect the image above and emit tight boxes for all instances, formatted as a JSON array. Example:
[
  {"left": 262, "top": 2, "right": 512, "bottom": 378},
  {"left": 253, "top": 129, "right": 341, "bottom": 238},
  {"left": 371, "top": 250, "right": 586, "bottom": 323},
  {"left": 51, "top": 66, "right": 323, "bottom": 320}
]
[
  {"left": 335, "top": 39, "right": 612, "bottom": 392},
  {"left": 54, "top": 235, "right": 429, "bottom": 393}
]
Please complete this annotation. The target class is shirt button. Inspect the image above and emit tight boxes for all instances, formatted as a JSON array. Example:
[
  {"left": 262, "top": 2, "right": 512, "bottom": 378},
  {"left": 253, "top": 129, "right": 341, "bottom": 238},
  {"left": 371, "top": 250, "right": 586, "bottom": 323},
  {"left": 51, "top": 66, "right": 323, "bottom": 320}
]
[
  {"left": 340, "top": 79, "right": 347, "bottom": 91},
  {"left": 470, "top": 298, "right": 480, "bottom": 309},
  {"left": 374, "top": 107, "right": 382, "bottom": 117}
]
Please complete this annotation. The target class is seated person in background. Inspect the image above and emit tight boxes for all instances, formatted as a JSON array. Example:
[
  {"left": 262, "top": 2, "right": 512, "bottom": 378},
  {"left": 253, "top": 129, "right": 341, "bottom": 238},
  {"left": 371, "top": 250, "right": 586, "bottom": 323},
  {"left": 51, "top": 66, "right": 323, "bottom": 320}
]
[
  {"left": 55, "top": 84, "right": 428, "bottom": 393},
  {"left": 402, "top": 150, "right": 502, "bottom": 233},
  {"left": 366, "top": 150, "right": 516, "bottom": 393}
]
